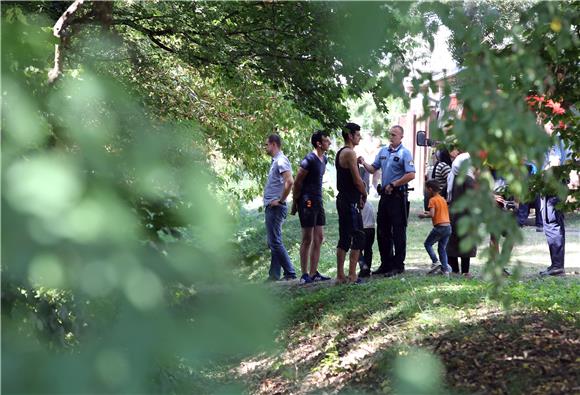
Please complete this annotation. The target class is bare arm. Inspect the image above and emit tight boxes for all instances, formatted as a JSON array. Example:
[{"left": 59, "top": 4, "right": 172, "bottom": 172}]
[
  {"left": 358, "top": 156, "right": 379, "bottom": 174},
  {"left": 419, "top": 207, "right": 435, "bottom": 218},
  {"left": 292, "top": 167, "right": 308, "bottom": 202},
  {"left": 384, "top": 172, "right": 415, "bottom": 194},
  {"left": 393, "top": 172, "right": 415, "bottom": 187}
]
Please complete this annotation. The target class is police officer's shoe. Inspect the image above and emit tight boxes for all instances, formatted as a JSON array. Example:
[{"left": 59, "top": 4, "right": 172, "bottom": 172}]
[
  {"left": 384, "top": 268, "right": 404, "bottom": 278},
  {"left": 372, "top": 266, "right": 390, "bottom": 275},
  {"left": 539, "top": 267, "right": 565, "bottom": 276}
]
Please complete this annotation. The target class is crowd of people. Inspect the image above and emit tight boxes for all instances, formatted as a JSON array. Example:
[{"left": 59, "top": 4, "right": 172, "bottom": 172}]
[{"left": 262, "top": 121, "right": 570, "bottom": 284}]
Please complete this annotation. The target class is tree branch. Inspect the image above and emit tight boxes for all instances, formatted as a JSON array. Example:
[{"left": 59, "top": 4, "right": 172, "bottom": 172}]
[{"left": 48, "top": 0, "right": 86, "bottom": 84}]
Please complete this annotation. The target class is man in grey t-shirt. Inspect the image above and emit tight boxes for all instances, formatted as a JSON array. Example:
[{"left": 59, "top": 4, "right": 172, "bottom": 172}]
[{"left": 263, "top": 134, "right": 296, "bottom": 281}]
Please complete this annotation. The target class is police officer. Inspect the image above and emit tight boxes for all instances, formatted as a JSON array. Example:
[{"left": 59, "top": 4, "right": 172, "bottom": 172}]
[
  {"left": 539, "top": 122, "right": 570, "bottom": 276},
  {"left": 359, "top": 125, "right": 415, "bottom": 276}
]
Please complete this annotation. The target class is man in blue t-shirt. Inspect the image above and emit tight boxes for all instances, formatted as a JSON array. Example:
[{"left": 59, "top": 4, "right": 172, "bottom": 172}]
[
  {"left": 359, "top": 125, "right": 415, "bottom": 277},
  {"left": 291, "top": 130, "right": 332, "bottom": 284}
]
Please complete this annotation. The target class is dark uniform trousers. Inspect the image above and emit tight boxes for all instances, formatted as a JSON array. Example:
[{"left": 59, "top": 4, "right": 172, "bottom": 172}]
[
  {"left": 376, "top": 192, "right": 407, "bottom": 272},
  {"left": 540, "top": 195, "right": 565, "bottom": 269}
]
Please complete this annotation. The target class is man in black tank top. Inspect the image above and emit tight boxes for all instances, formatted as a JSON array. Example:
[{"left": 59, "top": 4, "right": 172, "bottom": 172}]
[{"left": 335, "top": 123, "right": 368, "bottom": 284}]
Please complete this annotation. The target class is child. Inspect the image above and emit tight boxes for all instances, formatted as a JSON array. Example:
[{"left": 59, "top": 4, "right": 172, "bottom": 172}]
[
  {"left": 418, "top": 179, "right": 452, "bottom": 275},
  {"left": 358, "top": 199, "right": 376, "bottom": 277}
]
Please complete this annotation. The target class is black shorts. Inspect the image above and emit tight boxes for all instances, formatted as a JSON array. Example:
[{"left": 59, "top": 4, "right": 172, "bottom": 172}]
[
  {"left": 298, "top": 198, "right": 326, "bottom": 228},
  {"left": 336, "top": 196, "right": 364, "bottom": 252}
]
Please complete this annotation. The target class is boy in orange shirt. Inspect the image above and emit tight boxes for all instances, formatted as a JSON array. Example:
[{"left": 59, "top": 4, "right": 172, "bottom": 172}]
[{"left": 418, "top": 180, "right": 452, "bottom": 275}]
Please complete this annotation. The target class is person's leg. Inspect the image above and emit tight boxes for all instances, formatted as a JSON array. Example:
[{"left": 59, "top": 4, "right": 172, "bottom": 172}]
[
  {"left": 348, "top": 249, "right": 360, "bottom": 282},
  {"left": 375, "top": 196, "right": 392, "bottom": 273},
  {"left": 461, "top": 257, "right": 471, "bottom": 274},
  {"left": 360, "top": 228, "right": 375, "bottom": 273},
  {"left": 299, "top": 227, "right": 314, "bottom": 275},
  {"left": 348, "top": 206, "right": 365, "bottom": 282},
  {"left": 336, "top": 198, "right": 351, "bottom": 283},
  {"left": 542, "top": 196, "right": 565, "bottom": 271},
  {"left": 424, "top": 227, "right": 441, "bottom": 264},
  {"left": 516, "top": 202, "right": 529, "bottom": 227},
  {"left": 309, "top": 225, "right": 324, "bottom": 277},
  {"left": 265, "top": 207, "right": 281, "bottom": 280},
  {"left": 271, "top": 205, "right": 295, "bottom": 278},
  {"left": 336, "top": 247, "right": 347, "bottom": 283},
  {"left": 438, "top": 226, "right": 452, "bottom": 273},
  {"left": 423, "top": 190, "right": 430, "bottom": 211},
  {"left": 390, "top": 195, "right": 407, "bottom": 273},
  {"left": 448, "top": 256, "right": 459, "bottom": 273},
  {"left": 534, "top": 195, "right": 543, "bottom": 230}
]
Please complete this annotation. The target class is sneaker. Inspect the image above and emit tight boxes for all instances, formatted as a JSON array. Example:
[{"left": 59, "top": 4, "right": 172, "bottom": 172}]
[
  {"left": 352, "top": 278, "right": 364, "bottom": 285},
  {"left": 535, "top": 227, "right": 544, "bottom": 233},
  {"left": 462, "top": 273, "right": 473, "bottom": 279},
  {"left": 299, "top": 273, "right": 312, "bottom": 284},
  {"left": 502, "top": 268, "right": 511, "bottom": 277},
  {"left": 311, "top": 271, "right": 331, "bottom": 282},
  {"left": 428, "top": 263, "right": 443, "bottom": 275},
  {"left": 281, "top": 274, "right": 297, "bottom": 281}
]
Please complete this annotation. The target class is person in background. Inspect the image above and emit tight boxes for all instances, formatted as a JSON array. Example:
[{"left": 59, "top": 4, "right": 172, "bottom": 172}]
[
  {"left": 291, "top": 130, "right": 332, "bottom": 284},
  {"left": 419, "top": 179, "right": 452, "bottom": 276},
  {"left": 446, "top": 148, "right": 477, "bottom": 277},
  {"left": 516, "top": 161, "right": 543, "bottom": 232},
  {"left": 358, "top": 183, "right": 376, "bottom": 278},
  {"left": 432, "top": 149, "right": 452, "bottom": 201},
  {"left": 263, "top": 134, "right": 296, "bottom": 281},
  {"left": 423, "top": 151, "right": 437, "bottom": 211},
  {"left": 425, "top": 148, "right": 452, "bottom": 212},
  {"left": 490, "top": 168, "right": 516, "bottom": 276},
  {"left": 335, "top": 123, "right": 367, "bottom": 284},
  {"left": 539, "top": 121, "right": 571, "bottom": 276}
]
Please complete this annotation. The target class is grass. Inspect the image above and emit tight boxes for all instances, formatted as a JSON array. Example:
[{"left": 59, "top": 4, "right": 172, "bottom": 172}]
[{"left": 229, "top": 199, "right": 580, "bottom": 394}]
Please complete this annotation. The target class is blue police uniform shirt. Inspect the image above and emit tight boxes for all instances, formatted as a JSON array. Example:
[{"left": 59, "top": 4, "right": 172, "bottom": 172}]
[{"left": 372, "top": 143, "right": 415, "bottom": 186}]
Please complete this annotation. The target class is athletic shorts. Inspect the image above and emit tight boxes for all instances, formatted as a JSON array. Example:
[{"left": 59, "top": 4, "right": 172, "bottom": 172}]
[
  {"left": 336, "top": 196, "right": 364, "bottom": 252},
  {"left": 298, "top": 198, "right": 326, "bottom": 228}
]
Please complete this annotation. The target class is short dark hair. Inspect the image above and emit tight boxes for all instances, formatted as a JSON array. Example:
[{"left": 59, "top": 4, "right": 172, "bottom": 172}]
[
  {"left": 267, "top": 134, "right": 282, "bottom": 147},
  {"left": 391, "top": 125, "right": 404, "bottom": 135},
  {"left": 425, "top": 179, "right": 441, "bottom": 192},
  {"left": 311, "top": 130, "right": 329, "bottom": 148},
  {"left": 342, "top": 122, "right": 361, "bottom": 141}
]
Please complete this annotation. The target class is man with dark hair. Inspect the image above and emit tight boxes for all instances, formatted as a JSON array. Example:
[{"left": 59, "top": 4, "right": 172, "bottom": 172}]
[
  {"left": 336, "top": 123, "right": 367, "bottom": 284},
  {"left": 263, "top": 134, "right": 296, "bottom": 281},
  {"left": 359, "top": 125, "right": 415, "bottom": 277},
  {"left": 292, "top": 130, "right": 332, "bottom": 284}
]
